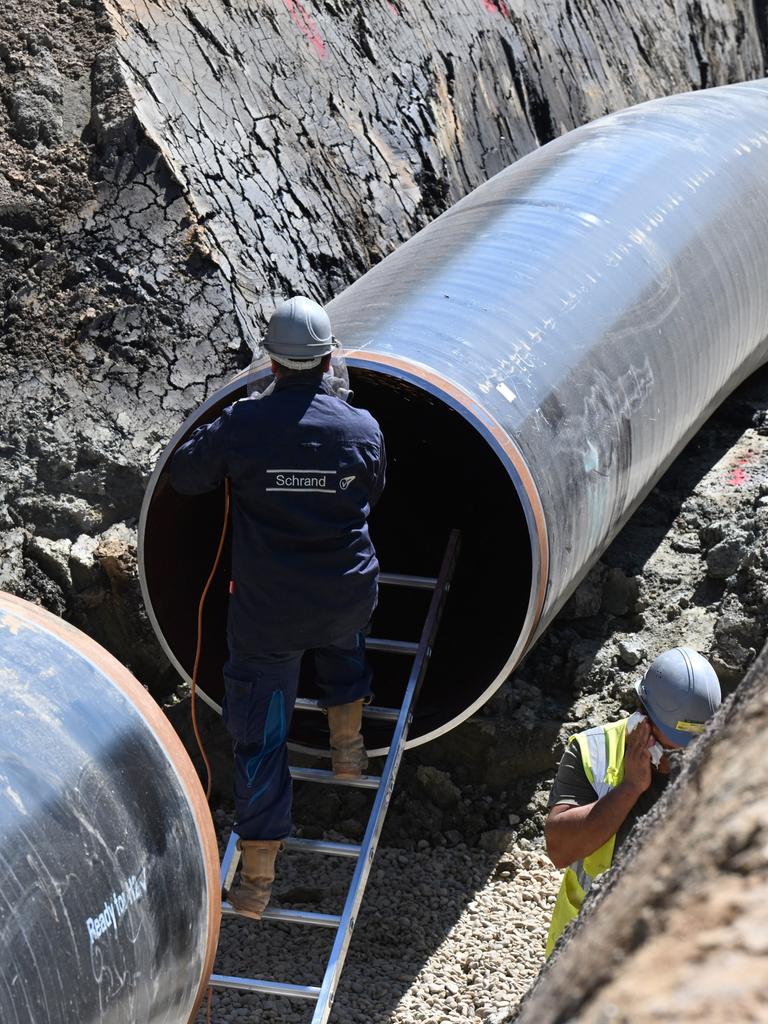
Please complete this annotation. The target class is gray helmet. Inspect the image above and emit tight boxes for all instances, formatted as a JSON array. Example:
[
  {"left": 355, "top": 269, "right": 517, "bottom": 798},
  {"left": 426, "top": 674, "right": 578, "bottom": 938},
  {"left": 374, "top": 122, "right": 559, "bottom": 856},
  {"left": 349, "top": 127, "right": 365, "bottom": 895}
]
[
  {"left": 264, "top": 296, "right": 333, "bottom": 369},
  {"left": 635, "top": 647, "right": 721, "bottom": 747}
]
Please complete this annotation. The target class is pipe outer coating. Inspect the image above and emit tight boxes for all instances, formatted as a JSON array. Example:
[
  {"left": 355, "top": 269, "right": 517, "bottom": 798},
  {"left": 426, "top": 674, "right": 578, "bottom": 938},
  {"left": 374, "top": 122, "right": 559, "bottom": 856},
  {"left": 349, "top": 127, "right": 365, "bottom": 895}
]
[
  {"left": 330, "top": 78, "right": 768, "bottom": 648},
  {"left": 0, "top": 592, "right": 220, "bottom": 1024}
]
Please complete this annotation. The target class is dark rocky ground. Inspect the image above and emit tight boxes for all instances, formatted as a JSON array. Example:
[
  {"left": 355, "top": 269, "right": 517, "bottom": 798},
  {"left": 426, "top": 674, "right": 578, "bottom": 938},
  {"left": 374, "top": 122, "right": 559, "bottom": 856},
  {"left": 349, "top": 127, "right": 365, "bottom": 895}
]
[
  {"left": 0, "top": 0, "right": 245, "bottom": 700},
  {"left": 2, "top": 2, "right": 768, "bottom": 1019}
]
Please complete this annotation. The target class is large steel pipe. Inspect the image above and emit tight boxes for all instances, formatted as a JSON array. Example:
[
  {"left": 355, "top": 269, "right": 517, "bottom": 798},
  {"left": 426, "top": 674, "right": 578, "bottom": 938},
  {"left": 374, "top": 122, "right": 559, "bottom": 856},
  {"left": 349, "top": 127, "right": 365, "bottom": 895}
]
[
  {"left": 140, "top": 80, "right": 768, "bottom": 753},
  {"left": 0, "top": 593, "right": 220, "bottom": 1023}
]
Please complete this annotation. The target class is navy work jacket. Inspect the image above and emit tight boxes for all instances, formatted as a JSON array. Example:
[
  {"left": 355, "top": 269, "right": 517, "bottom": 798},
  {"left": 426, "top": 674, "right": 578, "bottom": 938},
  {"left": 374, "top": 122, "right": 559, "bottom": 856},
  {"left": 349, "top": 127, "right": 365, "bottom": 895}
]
[{"left": 170, "top": 374, "right": 386, "bottom": 654}]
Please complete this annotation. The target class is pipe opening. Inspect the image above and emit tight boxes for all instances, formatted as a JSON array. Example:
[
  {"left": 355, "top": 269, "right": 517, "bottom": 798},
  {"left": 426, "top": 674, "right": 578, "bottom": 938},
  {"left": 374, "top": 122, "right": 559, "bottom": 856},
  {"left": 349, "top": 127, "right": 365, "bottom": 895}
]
[
  {"left": 140, "top": 366, "right": 533, "bottom": 752},
  {"left": 343, "top": 366, "right": 532, "bottom": 748}
]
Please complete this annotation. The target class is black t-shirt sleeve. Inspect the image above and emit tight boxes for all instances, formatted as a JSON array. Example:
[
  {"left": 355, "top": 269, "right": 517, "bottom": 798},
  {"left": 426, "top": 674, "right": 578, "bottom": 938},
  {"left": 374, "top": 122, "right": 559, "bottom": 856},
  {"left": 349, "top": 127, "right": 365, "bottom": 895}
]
[{"left": 548, "top": 741, "right": 598, "bottom": 808}]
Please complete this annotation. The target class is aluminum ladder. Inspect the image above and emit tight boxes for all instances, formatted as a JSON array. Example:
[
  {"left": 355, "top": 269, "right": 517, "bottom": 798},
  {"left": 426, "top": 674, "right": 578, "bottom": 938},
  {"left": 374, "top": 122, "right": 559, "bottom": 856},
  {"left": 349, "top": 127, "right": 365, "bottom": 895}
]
[{"left": 210, "top": 528, "right": 460, "bottom": 1023}]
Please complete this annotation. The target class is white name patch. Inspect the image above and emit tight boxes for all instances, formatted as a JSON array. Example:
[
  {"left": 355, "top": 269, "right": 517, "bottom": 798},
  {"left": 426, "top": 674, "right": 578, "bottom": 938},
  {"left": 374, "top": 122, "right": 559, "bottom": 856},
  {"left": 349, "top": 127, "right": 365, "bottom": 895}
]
[{"left": 266, "top": 469, "right": 337, "bottom": 493}]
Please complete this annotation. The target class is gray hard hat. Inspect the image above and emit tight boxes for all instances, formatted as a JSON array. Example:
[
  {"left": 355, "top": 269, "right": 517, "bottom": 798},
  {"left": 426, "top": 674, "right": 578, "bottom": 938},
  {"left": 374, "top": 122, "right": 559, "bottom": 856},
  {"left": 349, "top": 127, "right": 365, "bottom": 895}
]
[
  {"left": 635, "top": 647, "right": 721, "bottom": 747},
  {"left": 264, "top": 296, "right": 333, "bottom": 368}
]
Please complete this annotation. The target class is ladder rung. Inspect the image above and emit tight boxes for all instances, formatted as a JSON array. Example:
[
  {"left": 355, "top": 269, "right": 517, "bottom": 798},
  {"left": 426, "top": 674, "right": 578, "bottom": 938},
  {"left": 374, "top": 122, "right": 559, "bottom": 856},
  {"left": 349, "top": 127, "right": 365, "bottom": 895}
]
[
  {"left": 359, "top": 704, "right": 400, "bottom": 721},
  {"left": 210, "top": 974, "right": 321, "bottom": 1001},
  {"left": 283, "top": 836, "right": 361, "bottom": 858},
  {"left": 290, "top": 766, "right": 380, "bottom": 789},
  {"left": 379, "top": 572, "right": 437, "bottom": 590},
  {"left": 294, "top": 697, "right": 400, "bottom": 721},
  {"left": 366, "top": 637, "right": 419, "bottom": 654},
  {"left": 223, "top": 901, "right": 341, "bottom": 928}
]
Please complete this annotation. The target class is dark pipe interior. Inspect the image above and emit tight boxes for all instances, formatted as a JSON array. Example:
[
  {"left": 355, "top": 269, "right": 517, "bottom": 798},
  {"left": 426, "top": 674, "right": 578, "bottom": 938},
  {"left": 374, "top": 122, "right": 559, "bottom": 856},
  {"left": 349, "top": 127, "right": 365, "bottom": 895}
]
[{"left": 143, "top": 368, "right": 531, "bottom": 748}]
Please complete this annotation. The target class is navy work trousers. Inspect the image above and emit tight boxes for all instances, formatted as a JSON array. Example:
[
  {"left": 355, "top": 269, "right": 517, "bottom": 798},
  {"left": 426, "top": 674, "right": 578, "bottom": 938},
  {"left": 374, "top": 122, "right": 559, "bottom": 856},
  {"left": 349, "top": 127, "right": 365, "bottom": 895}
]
[{"left": 222, "top": 631, "right": 373, "bottom": 840}]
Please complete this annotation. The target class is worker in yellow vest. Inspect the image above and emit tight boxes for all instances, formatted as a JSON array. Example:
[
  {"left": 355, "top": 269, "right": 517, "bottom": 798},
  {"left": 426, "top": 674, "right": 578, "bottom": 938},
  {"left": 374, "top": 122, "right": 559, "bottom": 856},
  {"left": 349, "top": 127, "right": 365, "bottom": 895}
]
[{"left": 544, "top": 647, "right": 721, "bottom": 956}]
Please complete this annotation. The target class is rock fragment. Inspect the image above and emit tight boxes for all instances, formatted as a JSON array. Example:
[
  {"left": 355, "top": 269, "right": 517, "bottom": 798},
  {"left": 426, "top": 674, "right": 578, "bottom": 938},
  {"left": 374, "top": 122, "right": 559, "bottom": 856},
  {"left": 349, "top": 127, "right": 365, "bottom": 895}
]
[
  {"left": 26, "top": 535, "right": 72, "bottom": 589},
  {"left": 617, "top": 638, "right": 646, "bottom": 667},
  {"left": 706, "top": 532, "right": 749, "bottom": 579}
]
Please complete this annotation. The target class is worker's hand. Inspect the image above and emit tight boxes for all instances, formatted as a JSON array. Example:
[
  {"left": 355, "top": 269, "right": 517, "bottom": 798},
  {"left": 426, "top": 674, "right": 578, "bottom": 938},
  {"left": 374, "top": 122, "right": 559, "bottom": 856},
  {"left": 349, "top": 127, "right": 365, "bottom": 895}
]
[{"left": 622, "top": 717, "right": 653, "bottom": 794}]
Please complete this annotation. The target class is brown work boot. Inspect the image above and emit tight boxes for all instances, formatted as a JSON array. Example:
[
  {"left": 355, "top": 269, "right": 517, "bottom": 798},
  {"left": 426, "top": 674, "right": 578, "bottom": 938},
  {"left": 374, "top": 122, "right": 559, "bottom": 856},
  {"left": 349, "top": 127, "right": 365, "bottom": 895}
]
[
  {"left": 228, "top": 839, "right": 282, "bottom": 920},
  {"left": 327, "top": 699, "right": 368, "bottom": 778}
]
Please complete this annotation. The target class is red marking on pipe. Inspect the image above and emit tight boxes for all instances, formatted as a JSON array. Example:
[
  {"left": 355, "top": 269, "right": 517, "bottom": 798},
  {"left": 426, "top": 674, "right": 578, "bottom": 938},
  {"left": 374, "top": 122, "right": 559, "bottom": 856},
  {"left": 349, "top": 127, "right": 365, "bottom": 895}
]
[
  {"left": 726, "top": 456, "right": 750, "bottom": 486},
  {"left": 480, "top": 0, "right": 511, "bottom": 16},
  {"left": 283, "top": 0, "right": 326, "bottom": 58}
]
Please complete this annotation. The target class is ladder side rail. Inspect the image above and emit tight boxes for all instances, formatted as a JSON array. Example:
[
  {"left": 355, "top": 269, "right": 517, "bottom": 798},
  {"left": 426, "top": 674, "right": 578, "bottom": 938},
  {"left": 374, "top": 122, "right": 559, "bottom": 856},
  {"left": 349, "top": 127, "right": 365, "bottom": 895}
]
[
  {"left": 220, "top": 831, "right": 240, "bottom": 891},
  {"left": 310, "top": 529, "right": 461, "bottom": 1024}
]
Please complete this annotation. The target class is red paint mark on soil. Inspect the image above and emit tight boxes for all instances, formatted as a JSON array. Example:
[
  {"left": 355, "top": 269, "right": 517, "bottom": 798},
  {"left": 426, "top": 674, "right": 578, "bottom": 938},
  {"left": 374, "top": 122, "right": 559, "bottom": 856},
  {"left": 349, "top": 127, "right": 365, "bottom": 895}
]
[
  {"left": 727, "top": 456, "right": 750, "bottom": 486},
  {"left": 480, "top": 0, "right": 511, "bottom": 16},
  {"left": 386, "top": 1, "right": 400, "bottom": 15},
  {"left": 283, "top": 0, "right": 326, "bottom": 58}
]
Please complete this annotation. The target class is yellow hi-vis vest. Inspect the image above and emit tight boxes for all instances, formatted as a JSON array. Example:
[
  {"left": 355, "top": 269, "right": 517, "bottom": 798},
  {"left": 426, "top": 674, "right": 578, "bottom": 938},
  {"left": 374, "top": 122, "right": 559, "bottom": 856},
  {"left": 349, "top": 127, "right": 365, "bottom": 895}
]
[{"left": 545, "top": 718, "right": 629, "bottom": 957}]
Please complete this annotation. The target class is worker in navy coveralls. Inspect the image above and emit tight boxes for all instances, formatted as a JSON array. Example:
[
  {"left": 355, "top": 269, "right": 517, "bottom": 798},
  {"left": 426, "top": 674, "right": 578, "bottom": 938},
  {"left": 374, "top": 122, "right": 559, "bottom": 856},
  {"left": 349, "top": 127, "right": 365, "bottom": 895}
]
[{"left": 170, "top": 296, "right": 386, "bottom": 919}]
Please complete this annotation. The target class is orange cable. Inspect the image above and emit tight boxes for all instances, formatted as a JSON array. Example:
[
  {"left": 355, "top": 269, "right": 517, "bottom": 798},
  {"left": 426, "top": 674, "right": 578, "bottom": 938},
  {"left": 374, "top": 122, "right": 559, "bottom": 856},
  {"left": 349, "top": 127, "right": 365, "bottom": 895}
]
[
  {"left": 191, "top": 478, "right": 231, "bottom": 803},
  {"left": 205, "top": 985, "right": 213, "bottom": 1024}
]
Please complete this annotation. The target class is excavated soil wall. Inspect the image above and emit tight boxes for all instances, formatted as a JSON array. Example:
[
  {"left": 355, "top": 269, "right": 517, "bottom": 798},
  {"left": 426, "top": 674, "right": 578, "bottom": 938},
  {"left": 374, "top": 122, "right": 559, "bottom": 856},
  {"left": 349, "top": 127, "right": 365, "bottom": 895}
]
[{"left": 1, "top": 0, "right": 764, "bottom": 703}]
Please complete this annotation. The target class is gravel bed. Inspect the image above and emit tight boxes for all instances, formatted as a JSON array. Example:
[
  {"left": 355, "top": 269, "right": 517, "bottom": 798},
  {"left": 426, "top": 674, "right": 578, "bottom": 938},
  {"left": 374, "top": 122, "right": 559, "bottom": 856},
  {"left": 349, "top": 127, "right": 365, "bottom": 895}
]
[{"left": 196, "top": 810, "right": 559, "bottom": 1024}]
